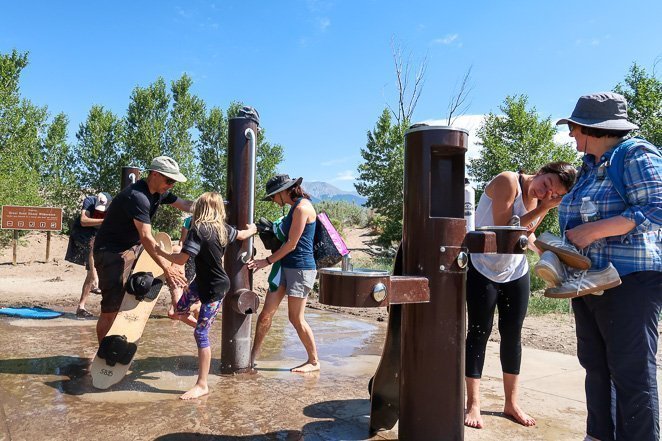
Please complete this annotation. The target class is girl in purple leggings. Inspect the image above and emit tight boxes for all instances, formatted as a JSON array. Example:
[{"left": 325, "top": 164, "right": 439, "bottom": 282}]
[{"left": 157, "top": 192, "right": 256, "bottom": 400}]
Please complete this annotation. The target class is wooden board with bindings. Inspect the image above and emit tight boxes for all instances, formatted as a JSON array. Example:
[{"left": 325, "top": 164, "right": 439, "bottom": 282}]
[{"left": 90, "top": 232, "right": 172, "bottom": 389}]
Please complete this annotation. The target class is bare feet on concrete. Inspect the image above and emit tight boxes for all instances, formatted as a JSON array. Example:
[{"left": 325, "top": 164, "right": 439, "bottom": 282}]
[
  {"left": 290, "top": 361, "right": 320, "bottom": 373},
  {"left": 464, "top": 404, "right": 484, "bottom": 429},
  {"left": 180, "top": 384, "right": 209, "bottom": 400},
  {"left": 504, "top": 403, "right": 536, "bottom": 427}
]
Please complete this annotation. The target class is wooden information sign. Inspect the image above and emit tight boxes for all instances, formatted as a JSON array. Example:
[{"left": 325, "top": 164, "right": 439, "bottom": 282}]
[
  {"left": 1, "top": 205, "right": 63, "bottom": 264},
  {"left": 1, "top": 205, "right": 63, "bottom": 231}
]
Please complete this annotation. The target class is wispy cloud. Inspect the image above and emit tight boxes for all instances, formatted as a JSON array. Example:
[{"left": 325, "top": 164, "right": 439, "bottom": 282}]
[
  {"left": 333, "top": 170, "right": 355, "bottom": 181},
  {"left": 575, "top": 35, "right": 610, "bottom": 47},
  {"left": 321, "top": 156, "right": 353, "bottom": 166},
  {"left": 318, "top": 17, "right": 331, "bottom": 31},
  {"left": 432, "top": 33, "right": 459, "bottom": 45}
]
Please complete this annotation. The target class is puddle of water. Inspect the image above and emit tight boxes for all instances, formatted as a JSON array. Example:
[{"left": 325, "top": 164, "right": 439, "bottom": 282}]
[{"left": 0, "top": 306, "right": 388, "bottom": 440}]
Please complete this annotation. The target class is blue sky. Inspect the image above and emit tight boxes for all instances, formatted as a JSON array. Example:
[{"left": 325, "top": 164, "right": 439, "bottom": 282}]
[{"left": 3, "top": 1, "right": 661, "bottom": 191}]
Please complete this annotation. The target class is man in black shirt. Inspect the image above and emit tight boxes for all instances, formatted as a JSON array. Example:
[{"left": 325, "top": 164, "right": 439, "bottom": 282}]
[{"left": 93, "top": 156, "right": 193, "bottom": 343}]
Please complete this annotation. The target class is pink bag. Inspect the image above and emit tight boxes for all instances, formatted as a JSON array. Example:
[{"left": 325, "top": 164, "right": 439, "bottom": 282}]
[{"left": 313, "top": 212, "right": 349, "bottom": 269}]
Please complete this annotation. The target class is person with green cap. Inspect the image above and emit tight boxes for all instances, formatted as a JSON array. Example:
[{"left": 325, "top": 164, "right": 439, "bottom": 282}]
[{"left": 93, "top": 156, "right": 193, "bottom": 344}]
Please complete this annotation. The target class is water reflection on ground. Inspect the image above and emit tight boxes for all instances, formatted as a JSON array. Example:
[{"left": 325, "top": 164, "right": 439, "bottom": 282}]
[{"left": 0, "top": 307, "right": 390, "bottom": 441}]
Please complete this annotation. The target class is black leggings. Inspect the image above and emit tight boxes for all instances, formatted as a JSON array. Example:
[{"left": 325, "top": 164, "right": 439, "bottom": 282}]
[{"left": 465, "top": 259, "right": 530, "bottom": 378}]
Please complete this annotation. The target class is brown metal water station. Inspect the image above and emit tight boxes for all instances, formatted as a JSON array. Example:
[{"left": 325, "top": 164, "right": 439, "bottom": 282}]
[
  {"left": 119, "top": 116, "right": 260, "bottom": 374},
  {"left": 220, "top": 115, "right": 261, "bottom": 374},
  {"left": 319, "top": 123, "right": 528, "bottom": 440}
]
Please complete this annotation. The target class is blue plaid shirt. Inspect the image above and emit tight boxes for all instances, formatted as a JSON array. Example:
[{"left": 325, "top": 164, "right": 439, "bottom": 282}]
[{"left": 558, "top": 139, "right": 662, "bottom": 276}]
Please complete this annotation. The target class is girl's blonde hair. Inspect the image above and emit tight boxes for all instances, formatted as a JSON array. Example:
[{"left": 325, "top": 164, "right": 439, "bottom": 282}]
[{"left": 191, "top": 192, "right": 228, "bottom": 246}]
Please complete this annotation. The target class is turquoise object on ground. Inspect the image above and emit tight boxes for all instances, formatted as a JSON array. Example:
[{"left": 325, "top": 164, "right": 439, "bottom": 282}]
[{"left": 0, "top": 306, "right": 63, "bottom": 319}]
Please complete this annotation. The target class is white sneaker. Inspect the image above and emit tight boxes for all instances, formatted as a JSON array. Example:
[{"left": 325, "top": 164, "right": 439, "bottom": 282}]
[
  {"left": 534, "top": 231, "right": 592, "bottom": 270},
  {"left": 544, "top": 263, "right": 621, "bottom": 298},
  {"left": 534, "top": 251, "right": 566, "bottom": 287}
]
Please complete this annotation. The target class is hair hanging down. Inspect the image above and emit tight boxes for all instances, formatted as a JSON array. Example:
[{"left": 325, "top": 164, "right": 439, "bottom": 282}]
[
  {"left": 287, "top": 183, "right": 312, "bottom": 201},
  {"left": 536, "top": 161, "right": 578, "bottom": 192},
  {"left": 579, "top": 126, "right": 631, "bottom": 139},
  {"left": 192, "top": 192, "right": 229, "bottom": 246}
]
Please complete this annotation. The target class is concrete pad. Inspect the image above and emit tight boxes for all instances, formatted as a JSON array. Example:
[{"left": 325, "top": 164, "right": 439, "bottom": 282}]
[{"left": 1, "top": 302, "right": 655, "bottom": 440}]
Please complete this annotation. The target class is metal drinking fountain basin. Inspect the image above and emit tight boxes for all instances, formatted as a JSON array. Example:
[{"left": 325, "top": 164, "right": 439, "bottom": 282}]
[{"left": 318, "top": 265, "right": 430, "bottom": 308}]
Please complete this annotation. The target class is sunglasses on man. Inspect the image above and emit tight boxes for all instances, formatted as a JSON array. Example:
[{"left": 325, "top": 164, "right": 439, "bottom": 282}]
[{"left": 160, "top": 173, "right": 176, "bottom": 185}]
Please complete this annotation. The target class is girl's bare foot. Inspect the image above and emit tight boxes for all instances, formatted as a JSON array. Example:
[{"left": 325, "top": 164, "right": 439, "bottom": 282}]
[
  {"left": 504, "top": 403, "right": 536, "bottom": 426},
  {"left": 464, "top": 404, "right": 484, "bottom": 429},
  {"left": 180, "top": 384, "right": 209, "bottom": 400},
  {"left": 290, "top": 361, "right": 320, "bottom": 373}
]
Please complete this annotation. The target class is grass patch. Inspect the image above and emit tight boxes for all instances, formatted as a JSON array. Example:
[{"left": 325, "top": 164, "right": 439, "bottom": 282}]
[
  {"left": 350, "top": 255, "right": 395, "bottom": 272},
  {"left": 528, "top": 291, "right": 572, "bottom": 316}
]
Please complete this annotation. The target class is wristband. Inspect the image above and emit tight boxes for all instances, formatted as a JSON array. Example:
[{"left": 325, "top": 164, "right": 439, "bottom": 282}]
[{"left": 266, "top": 256, "right": 271, "bottom": 264}]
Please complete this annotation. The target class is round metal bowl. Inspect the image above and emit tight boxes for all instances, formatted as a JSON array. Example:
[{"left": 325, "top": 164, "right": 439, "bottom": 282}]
[
  {"left": 318, "top": 267, "right": 390, "bottom": 277},
  {"left": 476, "top": 225, "right": 528, "bottom": 231}
]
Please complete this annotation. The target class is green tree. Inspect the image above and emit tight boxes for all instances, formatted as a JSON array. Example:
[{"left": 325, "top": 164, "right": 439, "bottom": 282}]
[
  {"left": 41, "top": 113, "right": 79, "bottom": 226},
  {"left": 468, "top": 95, "right": 578, "bottom": 234},
  {"left": 0, "top": 50, "right": 47, "bottom": 243},
  {"left": 614, "top": 62, "right": 662, "bottom": 146},
  {"left": 197, "top": 106, "right": 228, "bottom": 192},
  {"left": 125, "top": 77, "right": 170, "bottom": 169},
  {"left": 156, "top": 74, "right": 205, "bottom": 234},
  {"left": 123, "top": 75, "right": 206, "bottom": 235},
  {"left": 355, "top": 108, "right": 407, "bottom": 245},
  {"left": 202, "top": 102, "right": 283, "bottom": 222},
  {"left": 73, "top": 105, "right": 125, "bottom": 195}
]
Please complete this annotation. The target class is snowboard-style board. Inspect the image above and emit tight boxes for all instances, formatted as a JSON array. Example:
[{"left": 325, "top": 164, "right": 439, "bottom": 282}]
[
  {"left": 0, "top": 306, "right": 62, "bottom": 319},
  {"left": 90, "top": 232, "right": 171, "bottom": 389}
]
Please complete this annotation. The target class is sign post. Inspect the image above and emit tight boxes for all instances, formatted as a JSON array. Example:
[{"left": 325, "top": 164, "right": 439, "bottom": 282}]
[{"left": 1, "top": 206, "right": 63, "bottom": 264}]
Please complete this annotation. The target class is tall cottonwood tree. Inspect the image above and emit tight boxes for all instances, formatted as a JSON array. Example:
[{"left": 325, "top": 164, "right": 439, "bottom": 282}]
[
  {"left": 0, "top": 50, "right": 46, "bottom": 214},
  {"left": 355, "top": 109, "right": 406, "bottom": 246},
  {"left": 74, "top": 105, "right": 125, "bottom": 195},
  {"left": 123, "top": 75, "right": 205, "bottom": 235},
  {"left": 156, "top": 75, "right": 205, "bottom": 235},
  {"left": 614, "top": 62, "right": 662, "bottom": 146},
  {"left": 41, "top": 113, "right": 78, "bottom": 223}
]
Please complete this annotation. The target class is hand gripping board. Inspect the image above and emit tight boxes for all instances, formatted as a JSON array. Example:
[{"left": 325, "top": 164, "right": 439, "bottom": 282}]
[{"left": 90, "top": 232, "right": 172, "bottom": 389}]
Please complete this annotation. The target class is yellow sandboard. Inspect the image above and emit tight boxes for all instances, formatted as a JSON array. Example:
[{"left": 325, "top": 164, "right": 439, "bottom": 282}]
[{"left": 90, "top": 232, "right": 171, "bottom": 389}]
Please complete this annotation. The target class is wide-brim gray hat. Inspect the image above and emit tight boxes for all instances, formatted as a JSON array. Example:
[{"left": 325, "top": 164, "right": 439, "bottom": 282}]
[
  {"left": 262, "top": 174, "right": 303, "bottom": 201},
  {"left": 147, "top": 156, "right": 187, "bottom": 183},
  {"left": 556, "top": 92, "right": 638, "bottom": 131}
]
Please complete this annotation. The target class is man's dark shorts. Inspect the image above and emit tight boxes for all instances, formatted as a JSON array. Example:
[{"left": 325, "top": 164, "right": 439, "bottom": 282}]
[{"left": 94, "top": 245, "right": 141, "bottom": 313}]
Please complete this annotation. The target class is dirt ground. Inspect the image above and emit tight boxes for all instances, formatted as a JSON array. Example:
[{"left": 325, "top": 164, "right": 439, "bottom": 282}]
[{"left": 0, "top": 227, "right": 581, "bottom": 360}]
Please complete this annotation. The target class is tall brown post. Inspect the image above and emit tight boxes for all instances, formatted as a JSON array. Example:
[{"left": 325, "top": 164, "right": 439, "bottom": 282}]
[
  {"left": 121, "top": 166, "right": 141, "bottom": 190},
  {"left": 399, "top": 125, "right": 468, "bottom": 440},
  {"left": 220, "top": 116, "right": 260, "bottom": 374}
]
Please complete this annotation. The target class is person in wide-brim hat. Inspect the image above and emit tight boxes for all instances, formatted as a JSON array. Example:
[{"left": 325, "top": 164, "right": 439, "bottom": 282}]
[
  {"left": 249, "top": 173, "right": 321, "bottom": 373},
  {"left": 261, "top": 174, "right": 303, "bottom": 201},
  {"left": 556, "top": 91, "right": 638, "bottom": 131},
  {"left": 555, "top": 91, "right": 662, "bottom": 441}
]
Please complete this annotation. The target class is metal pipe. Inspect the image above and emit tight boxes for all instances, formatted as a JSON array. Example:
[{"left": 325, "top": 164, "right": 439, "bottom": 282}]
[{"left": 241, "top": 128, "right": 257, "bottom": 263}]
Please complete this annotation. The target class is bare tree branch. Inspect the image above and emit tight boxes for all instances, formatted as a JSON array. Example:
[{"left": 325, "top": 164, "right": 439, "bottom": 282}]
[
  {"left": 389, "top": 37, "right": 427, "bottom": 125},
  {"left": 447, "top": 65, "right": 474, "bottom": 126}
]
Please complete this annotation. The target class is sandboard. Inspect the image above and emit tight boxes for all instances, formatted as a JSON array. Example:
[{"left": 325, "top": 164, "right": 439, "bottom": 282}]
[
  {"left": 0, "top": 306, "right": 63, "bottom": 319},
  {"left": 90, "top": 232, "right": 172, "bottom": 389}
]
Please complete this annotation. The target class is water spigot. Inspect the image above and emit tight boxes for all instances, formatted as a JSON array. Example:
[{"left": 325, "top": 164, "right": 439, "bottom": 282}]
[{"left": 341, "top": 253, "right": 353, "bottom": 272}]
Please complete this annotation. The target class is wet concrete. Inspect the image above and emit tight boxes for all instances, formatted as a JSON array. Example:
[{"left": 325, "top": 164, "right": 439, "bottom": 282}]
[
  {"left": 0, "top": 305, "right": 591, "bottom": 441},
  {"left": 0, "top": 305, "right": 394, "bottom": 441}
]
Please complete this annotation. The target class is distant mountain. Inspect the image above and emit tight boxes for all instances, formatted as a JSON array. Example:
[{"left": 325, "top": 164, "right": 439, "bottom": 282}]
[{"left": 302, "top": 181, "right": 367, "bottom": 206}]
